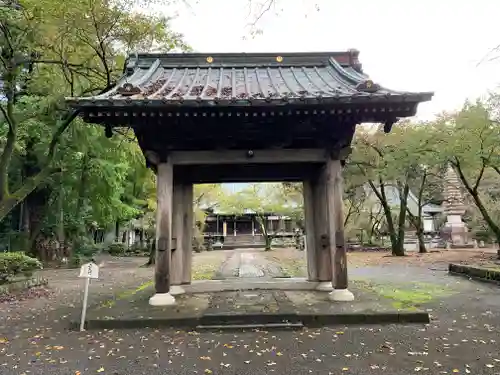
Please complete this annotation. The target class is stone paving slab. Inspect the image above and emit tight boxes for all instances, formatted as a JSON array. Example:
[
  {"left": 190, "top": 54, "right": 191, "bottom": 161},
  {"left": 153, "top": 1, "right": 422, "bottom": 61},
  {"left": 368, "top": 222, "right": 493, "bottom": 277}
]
[{"left": 78, "top": 281, "right": 429, "bottom": 330}]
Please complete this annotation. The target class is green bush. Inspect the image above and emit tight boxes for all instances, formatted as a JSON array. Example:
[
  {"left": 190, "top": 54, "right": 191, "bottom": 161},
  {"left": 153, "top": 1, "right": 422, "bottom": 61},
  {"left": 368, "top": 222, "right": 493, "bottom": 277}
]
[
  {"left": 107, "top": 242, "right": 127, "bottom": 256},
  {"left": 473, "top": 230, "right": 492, "bottom": 243},
  {"left": 68, "top": 254, "right": 86, "bottom": 268},
  {"left": 129, "top": 243, "right": 149, "bottom": 255},
  {"left": 0, "top": 252, "right": 42, "bottom": 284},
  {"left": 79, "top": 243, "right": 102, "bottom": 258},
  {"left": 73, "top": 236, "right": 103, "bottom": 257}
]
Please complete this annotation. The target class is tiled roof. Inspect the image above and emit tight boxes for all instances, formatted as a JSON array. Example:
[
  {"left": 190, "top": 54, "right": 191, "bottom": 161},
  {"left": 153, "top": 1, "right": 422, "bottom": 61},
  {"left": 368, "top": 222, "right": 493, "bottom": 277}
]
[{"left": 66, "top": 52, "right": 433, "bottom": 108}]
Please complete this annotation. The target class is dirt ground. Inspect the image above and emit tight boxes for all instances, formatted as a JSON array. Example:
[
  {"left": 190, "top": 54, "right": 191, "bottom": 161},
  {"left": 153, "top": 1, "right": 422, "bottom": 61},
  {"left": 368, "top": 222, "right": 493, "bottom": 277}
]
[
  {"left": 2, "top": 249, "right": 500, "bottom": 374},
  {"left": 264, "top": 247, "right": 500, "bottom": 272}
]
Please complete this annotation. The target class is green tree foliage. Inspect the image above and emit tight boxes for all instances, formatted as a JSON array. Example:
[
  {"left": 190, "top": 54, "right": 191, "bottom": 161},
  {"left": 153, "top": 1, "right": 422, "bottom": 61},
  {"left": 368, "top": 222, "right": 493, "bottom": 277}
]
[
  {"left": 435, "top": 100, "right": 500, "bottom": 244},
  {"left": 193, "top": 184, "right": 225, "bottom": 251},
  {"left": 0, "top": 0, "right": 188, "bottom": 259},
  {"left": 350, "top": 122, "right": 443, "bottom": 255}
]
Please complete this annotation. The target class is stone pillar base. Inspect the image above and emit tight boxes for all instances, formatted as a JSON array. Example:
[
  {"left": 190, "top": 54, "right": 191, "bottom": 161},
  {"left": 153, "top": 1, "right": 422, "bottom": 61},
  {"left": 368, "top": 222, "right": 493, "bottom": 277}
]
[
  {"left": 169, "top": 285, "right": 185, "bottom": 296},
  {"left": 328, "top": 289, "right": 354, "bottom": 302},
  {"left": 149, "top": 293, "right": 176, "bottom": 306},
  {"left": 316, "top": 281, "right": 333, "bottom": 292}
]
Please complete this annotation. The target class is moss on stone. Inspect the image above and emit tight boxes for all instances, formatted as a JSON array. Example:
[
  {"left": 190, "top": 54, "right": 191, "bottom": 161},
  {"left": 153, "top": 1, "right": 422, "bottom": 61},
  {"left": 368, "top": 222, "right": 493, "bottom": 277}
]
[
  {"left": 97, "top": 280, "right": 153, "bottom": 309},
  {"left": 354, "top": 280, "right": 455, "bottom": 310}
]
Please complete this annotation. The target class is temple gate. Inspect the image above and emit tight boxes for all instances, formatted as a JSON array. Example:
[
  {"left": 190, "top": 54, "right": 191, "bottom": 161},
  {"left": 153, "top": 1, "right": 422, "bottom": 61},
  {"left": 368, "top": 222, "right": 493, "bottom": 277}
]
[{"left": 67, "top": 50, "right": 432, "bottom": 306}]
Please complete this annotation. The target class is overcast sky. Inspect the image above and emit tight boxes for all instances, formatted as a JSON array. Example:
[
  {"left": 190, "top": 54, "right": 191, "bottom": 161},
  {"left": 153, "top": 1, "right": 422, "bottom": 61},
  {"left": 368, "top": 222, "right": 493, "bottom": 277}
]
[
  {"left": 158, "top": 0, "right": 500, "bottom": 120},
  {"left": 149, "top": 0, "right": 500, "bottom": 191}
]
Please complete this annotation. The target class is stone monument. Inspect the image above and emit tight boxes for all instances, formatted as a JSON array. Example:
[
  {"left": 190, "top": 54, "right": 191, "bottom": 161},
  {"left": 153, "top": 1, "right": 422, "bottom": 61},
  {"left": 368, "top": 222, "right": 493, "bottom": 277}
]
[{"left": 442, "top": 165, "right": 468, "bottom": 246}]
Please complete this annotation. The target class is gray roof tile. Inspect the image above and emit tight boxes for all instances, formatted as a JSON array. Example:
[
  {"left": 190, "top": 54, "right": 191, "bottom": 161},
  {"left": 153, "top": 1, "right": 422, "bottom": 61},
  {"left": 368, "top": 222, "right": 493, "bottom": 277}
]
[{"left": 67, "top": 52, "right": 433, "bottom": 108}]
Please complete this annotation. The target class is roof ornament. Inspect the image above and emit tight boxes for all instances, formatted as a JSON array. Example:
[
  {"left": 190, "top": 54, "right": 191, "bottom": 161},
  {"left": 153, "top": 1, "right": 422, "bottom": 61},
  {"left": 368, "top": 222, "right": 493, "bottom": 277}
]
[
  {"left": 276, "top": 56, "right": 283, "bottom": 62},
  {"left": 356, "top": 80, "right": 381, "bottom": 93},
  {"left": 348, "top": 49, "right": 363, "bottom": 73},
  {"left": 117, "top": 82, "right": 142, "bottom": 97},
  {"left": 125, "top": 51, "right": 139, "bottom": 75},
  {"left": 383, "top": 118, "right": 397, "bottom": 133},
  {"left": 206, "top": 56, "right": 214, "bottom": 63}
]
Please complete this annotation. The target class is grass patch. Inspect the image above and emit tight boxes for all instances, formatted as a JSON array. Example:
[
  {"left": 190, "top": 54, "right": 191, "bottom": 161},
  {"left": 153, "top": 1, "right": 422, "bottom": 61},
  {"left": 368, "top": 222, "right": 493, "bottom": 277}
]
[
  {"left": 355, "top": 280, "right": 456, "bottom": 310},
  {"left": 483, "top": 265, "right": 500, "bottom": 271},
  {"left": 280, "top": 259, "right": 306, "bottom": 278},
  {"left": 265, "top": 255, "right": 305, "bottom": 278},
  {"left": 98, "top": 280, "right": 153, "bottom": 309},
  {"left": 192, "top": 264, "right": 218, "bottom": 280}
]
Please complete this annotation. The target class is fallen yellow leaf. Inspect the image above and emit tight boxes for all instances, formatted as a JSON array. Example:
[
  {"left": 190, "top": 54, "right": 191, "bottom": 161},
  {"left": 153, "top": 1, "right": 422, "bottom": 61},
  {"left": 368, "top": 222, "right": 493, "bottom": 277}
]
[
  {"left": 452, "top": 370, "right": 459, "bottom": 373},
  {"left": 276, "top": 352, "right": 283, "bottom": 356},
  {"left": 0, "top": 338, "right": 8, "bottom": 344},
  {"left": 342, "top": 368, "right": 349, "bottom": 371},
  {"left": 200, "top": 356, "right": 211, "bottom": 360},
  {"left": 97, "top": 367, "right": 105, "bottom": 373},
  {"left": 204, "top": 370, "right": 213, "bottom": 374}
]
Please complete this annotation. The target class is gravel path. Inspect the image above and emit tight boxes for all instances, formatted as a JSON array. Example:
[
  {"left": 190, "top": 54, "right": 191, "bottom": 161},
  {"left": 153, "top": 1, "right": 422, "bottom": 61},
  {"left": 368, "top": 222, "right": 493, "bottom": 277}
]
[
  {"left": 2, "top": 251, "right": 500, "bottom": 374},
  {"left": 1, "top": 279, "right": 499, "bottom": 375},
  {"left": 214, "top": 249, "right": 286, "bottom": 279}
]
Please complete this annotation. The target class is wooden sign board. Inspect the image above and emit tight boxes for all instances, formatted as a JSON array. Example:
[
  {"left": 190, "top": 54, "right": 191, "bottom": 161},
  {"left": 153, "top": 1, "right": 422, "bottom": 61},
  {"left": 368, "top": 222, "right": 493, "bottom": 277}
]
[{"left": 79, "top": 262, "right": 99, "bottom": 279}]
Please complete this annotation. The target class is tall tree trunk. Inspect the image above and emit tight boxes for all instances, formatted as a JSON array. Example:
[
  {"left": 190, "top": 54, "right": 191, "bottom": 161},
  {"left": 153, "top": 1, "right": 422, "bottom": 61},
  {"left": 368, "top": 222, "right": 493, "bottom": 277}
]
[
  {"left": 21, "top": 197, "right": 31, "bottom": 252},
  {"left": 115, "top": 221, "right": 120, "bottom": 242},
  {"left": 367, "top": 178, "right": 399, "bottom": 255},
  {"left": 416, "top": 172, "right": 427, "bottom": 253},
  {"left": 28, "top": 189, "right": 52, "bottom": 260},
  {"left": 145, "top": 240, "right": 156, "bottom": 266},
  {"left": 393, "top": 182, "right": 409, "bottom": 256},
  {"left": 416, "top": 229, "right": 426, "bottom": 253},
  {"left": 57, "top": 176, "right": 66, "bottom": 257},
  {"left": 0, "top": 70, "right": 17, "bottom": 202},
  {"left": 258, "top": 216, "right": 272, "bottom": 251},
  {"left": 454, "top": 161, "right": 500, "bottom": 244},
  {"left": 408, "top": 207, "right": 427, "bottom": 254}
]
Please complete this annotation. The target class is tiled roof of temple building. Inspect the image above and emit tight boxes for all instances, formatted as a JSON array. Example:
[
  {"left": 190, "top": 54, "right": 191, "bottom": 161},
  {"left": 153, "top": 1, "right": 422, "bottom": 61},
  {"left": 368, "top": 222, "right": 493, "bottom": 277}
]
[{"left": 66, "top": 51, "right": 433, "bottom": 108}]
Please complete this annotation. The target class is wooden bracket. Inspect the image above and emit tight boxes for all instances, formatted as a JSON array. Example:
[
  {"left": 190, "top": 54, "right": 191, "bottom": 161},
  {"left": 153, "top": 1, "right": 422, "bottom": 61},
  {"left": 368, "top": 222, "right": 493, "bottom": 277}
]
[
  {"left": 157, "top": 237, "right": 168, "bottom": 252},
  {"left": 144, "top": 150, "right": 160, "bottom": 165},
  {"left": 329, "top": 146, "right": 352, "bottom": 161},
  {"left": 171, "top": 238, "right": 177, "bottom": 252},
  {"left": 320, "top": 234, "right": 329, "bottom": 248},
  {"left": 335, "top": 230, "right": 345, "bottom": 249},
  {"left": 383, "top": 119, "right": 397, "bottom": 134}
]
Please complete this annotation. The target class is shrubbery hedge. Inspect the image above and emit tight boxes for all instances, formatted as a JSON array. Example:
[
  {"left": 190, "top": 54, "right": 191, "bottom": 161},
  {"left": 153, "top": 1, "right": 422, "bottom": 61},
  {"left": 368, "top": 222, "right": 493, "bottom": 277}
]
[
  {"left": 105, "top": 242, "right": 149, "bottom": 256},
  {"left": 106, "top": 242, "right": 127, "bottom": 256},
  {"left": 0, "top": 252, "right": 42, "bottom": 284}
]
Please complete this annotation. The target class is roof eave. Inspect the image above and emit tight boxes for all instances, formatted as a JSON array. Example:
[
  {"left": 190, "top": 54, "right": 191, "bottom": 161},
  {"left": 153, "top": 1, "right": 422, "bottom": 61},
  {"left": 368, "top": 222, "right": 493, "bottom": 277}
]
[{"left": 66, "top": 92, "right": 433, "bottom": 109}]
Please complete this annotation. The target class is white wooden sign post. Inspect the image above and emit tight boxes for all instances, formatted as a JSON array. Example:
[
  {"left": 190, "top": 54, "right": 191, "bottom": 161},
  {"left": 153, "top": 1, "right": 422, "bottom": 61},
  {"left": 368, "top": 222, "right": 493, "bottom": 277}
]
[{"left": 78, "top": 262, "right": 99, "bottom": 332}]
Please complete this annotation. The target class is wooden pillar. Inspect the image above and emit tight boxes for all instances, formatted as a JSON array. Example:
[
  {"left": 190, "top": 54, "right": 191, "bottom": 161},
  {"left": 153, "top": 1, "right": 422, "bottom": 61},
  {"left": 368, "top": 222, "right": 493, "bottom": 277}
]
[
  {"left": 181, "top": 183, "right": 193, "bottom": 285},
  {"left": 325, "top": 159, "right": 354, "bottom": 301},
  {"left": 149, "top": 160, "right": 176, "bottom": 306},
  {"left": 313, "top": 168, "right": 333, "bottom": 283},
  {"left": 303, "top": 180, "right": 318, "bottom": 281},
  {"left": 170, "top": 181, "right": 184, "bottom": 294}
]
